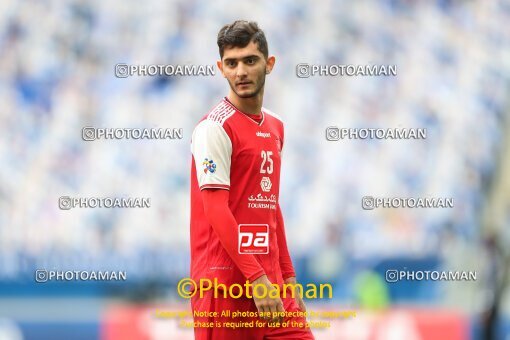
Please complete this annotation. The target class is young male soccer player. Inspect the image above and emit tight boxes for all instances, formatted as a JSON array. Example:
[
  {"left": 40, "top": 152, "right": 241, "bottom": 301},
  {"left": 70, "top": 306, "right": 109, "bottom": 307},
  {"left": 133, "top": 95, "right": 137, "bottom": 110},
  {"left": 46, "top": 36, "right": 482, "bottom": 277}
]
[{"left": 189, "top": 20, "right": 314, "bottom": 340}]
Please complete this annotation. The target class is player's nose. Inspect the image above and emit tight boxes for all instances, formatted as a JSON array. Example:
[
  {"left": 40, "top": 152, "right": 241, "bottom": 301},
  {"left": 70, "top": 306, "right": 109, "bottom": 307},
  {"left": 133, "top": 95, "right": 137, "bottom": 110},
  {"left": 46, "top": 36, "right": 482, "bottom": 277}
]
[{"left": 236, "top": 64, "right": 248, "bottom": 77}]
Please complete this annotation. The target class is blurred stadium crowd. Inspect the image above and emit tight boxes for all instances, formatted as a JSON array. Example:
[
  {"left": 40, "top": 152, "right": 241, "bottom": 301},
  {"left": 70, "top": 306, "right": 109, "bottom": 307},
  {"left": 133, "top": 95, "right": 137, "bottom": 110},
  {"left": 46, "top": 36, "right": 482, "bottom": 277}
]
[{"left": 0, "top": 0, "right": 509, "bottom": 331}]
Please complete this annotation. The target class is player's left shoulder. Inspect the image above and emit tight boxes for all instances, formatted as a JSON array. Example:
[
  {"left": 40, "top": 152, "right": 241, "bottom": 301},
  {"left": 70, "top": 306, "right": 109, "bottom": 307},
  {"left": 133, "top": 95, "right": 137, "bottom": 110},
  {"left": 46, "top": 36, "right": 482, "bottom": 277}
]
[{"left": 262, "top": 107, "right": 284, "bottom": 126}]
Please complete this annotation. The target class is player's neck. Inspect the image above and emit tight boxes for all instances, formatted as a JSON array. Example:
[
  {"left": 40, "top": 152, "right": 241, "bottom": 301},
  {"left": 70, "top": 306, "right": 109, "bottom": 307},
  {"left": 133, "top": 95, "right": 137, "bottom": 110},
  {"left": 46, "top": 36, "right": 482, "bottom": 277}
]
[{"left": 226, "top": 89, "right": 264, "bottom": 116}]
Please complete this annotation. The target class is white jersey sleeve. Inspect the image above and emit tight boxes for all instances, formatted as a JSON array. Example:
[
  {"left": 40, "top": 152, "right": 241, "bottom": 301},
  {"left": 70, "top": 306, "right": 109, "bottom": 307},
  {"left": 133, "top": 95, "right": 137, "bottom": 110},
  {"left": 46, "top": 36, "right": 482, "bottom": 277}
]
[{"left": 191, "top": 120, "right": 232, "bottom": 190}]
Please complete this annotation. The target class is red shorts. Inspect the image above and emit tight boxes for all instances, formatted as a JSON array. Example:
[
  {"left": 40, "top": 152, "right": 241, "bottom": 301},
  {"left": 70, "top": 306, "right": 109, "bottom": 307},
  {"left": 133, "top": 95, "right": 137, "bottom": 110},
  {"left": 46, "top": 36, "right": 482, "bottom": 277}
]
[{"left": 191, "top": 291, "right": 315, "bottom": 340}]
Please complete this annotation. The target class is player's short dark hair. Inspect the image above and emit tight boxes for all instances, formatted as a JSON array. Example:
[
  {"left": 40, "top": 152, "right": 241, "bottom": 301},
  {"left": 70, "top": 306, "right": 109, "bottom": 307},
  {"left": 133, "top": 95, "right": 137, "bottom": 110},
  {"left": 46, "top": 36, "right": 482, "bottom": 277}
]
[{"left": 217, "top": 20, "right": 268, "bottom": 59}]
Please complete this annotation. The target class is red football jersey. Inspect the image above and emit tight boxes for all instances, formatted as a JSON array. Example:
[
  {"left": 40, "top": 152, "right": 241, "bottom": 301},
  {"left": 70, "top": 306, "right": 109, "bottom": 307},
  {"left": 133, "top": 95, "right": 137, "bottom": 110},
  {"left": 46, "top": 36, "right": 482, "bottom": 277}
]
[{"left": 190, "top": 97, "right": 285, "bottom": 288}]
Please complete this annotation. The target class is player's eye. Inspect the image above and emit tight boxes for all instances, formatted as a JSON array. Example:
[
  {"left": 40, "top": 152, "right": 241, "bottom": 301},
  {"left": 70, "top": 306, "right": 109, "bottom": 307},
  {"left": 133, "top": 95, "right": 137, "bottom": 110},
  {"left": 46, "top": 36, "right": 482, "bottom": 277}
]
[
  {"left": 225, "top": 60, "right": 237, "bottom": 67},
  {"left": 245, "top": 58, "right": 255, "bottom": 65}
]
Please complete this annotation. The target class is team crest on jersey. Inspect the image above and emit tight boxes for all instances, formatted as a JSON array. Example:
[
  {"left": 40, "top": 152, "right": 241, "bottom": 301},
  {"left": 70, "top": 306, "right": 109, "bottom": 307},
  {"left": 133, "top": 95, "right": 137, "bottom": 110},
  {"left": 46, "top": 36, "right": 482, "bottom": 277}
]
[
  {"left": 260, "top": 176, "right": 272, "bottom": 192},
  {"left": 203, "top": 158, "right": 217, "bottom": 174}
]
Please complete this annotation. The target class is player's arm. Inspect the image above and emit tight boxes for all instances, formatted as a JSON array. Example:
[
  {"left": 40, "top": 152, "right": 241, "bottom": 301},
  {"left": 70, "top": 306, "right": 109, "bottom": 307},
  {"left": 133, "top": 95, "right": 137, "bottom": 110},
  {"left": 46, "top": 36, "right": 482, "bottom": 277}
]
[
  {"left": 192, "top": 119, "right": 264, "bottom": 281},
  {"left": 276, "top": 203, "right": 296, "bottom": 280},
  {"left": 192, "top": 119, "right": 284, "bottom": 321},
  {"left": 276, "top": 203, "right": 307, "bottom": 312}
]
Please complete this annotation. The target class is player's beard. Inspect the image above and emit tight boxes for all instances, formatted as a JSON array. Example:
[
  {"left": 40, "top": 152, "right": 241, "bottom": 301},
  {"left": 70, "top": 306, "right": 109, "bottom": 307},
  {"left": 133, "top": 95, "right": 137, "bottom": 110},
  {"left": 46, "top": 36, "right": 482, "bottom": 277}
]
[{"left": 229, "top": 71, "right": 266, "bottom": 99}]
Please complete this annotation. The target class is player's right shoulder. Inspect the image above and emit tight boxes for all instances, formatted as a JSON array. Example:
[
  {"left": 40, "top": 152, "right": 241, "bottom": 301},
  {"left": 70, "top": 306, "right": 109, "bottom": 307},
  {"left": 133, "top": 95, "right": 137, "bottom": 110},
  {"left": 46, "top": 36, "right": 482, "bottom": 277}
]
[
  {"left": 198, "top": 99, "right": 236, "bottom": 127},
  {"left": 192, "top": 100, "right": 236, "bottom": 149},
  {"left": 192, "top": 99, "right": 236, "bottom": 142}
]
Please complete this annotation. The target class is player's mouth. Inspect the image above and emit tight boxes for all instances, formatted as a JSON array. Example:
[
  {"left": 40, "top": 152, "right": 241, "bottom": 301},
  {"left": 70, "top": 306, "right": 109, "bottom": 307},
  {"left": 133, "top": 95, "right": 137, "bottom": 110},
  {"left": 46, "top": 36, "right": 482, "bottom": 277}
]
[{"left": 236, "top": 81, "right": 253, "bottom": 88}]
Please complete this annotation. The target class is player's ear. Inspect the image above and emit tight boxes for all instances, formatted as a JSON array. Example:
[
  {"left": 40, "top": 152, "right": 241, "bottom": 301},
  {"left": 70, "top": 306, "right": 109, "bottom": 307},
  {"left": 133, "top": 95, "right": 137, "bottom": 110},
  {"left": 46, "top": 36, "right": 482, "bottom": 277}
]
[
  {"left": 265, "top": 55, "right": 275, "bottom": 74},
  {"left": 217, "top": 60, "right": 226, "bottom": 78}
]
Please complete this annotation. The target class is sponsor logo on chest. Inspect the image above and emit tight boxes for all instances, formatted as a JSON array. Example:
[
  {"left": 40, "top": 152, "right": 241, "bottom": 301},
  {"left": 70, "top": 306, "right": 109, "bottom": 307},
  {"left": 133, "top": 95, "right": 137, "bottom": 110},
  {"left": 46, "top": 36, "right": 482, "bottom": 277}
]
[{"left": 256, "top": 131, "right": 271, "bottom": 138}]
